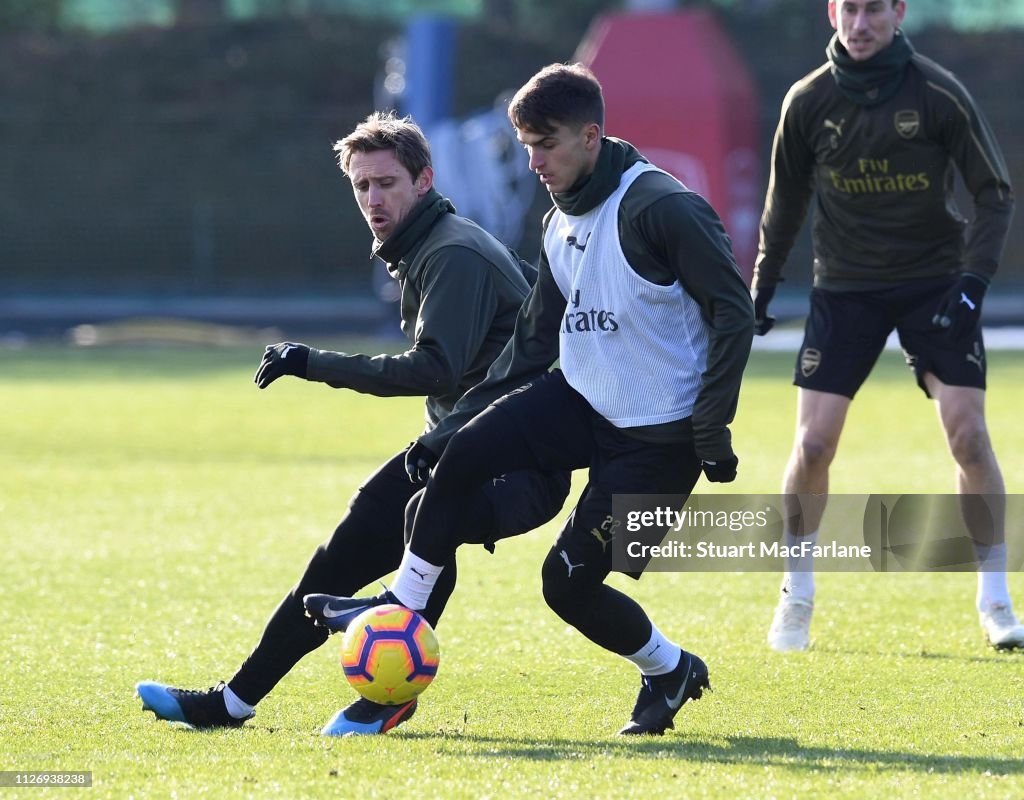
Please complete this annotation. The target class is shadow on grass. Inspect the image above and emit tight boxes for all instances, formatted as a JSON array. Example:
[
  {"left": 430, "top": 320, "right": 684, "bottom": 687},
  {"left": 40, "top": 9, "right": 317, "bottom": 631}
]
[{"left": 400, "top": 731, "right": 1024, "bottom": 776}]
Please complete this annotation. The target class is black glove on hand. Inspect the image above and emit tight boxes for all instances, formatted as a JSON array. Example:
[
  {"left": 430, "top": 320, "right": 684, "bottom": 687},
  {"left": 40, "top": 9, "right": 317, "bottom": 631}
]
[
  {"left": 405, "top": 441, "right": 439, "bottom": 484},
  {"left": 701, "top": 454, "right": 738, "bottom": 483},
  {"left": 932, "top": 272, "right": 988, "bottom": 340},
  {"left": 752, "top": 285, "right": 776, "bottom": 336},
  {"left": 254, "top": 342, "right": 310, "bottom": 389},
  {"left": 697, "top": 428, "right": 738, "bottom": 483}
]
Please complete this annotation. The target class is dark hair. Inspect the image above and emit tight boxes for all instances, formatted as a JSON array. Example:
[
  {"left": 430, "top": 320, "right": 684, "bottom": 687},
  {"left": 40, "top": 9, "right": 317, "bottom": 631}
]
[
  {"left": 333, "top": 112, "right": 431, "bottom": 179},
  {"left": 507, "top": 62, "right": 604, "bottom": 135}
]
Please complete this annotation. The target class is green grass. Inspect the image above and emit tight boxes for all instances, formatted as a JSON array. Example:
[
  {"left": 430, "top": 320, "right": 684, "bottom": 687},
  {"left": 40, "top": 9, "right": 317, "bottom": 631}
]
[{"left": 1, "top": 344, "right": 1023, "bottom": 799}]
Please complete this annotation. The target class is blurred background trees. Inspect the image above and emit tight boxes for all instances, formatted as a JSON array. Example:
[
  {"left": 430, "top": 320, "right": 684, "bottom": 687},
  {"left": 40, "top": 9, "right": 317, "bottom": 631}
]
[{"left": 2, "top": 0, "right": 1022, "bottom": 306}]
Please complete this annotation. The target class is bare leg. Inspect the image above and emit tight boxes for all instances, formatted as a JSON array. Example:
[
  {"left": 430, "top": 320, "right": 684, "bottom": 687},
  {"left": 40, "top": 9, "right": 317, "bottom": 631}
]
[
  {"left": 924, "top": 373, "right": 1022, "bottom": 648},
  {"left": 769, "top": 389, "right": 851, "bottom": 652},
  {"left": 924, "top": 375, "right": 1006, "bottom": 594},
  {"left": 781, "top": 389, "right": 852, "bottom": 593}
]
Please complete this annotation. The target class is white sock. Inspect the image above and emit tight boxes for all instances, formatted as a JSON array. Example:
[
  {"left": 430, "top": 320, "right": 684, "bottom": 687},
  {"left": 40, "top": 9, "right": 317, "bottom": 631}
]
[
  {"left": 389, "top": 550, "right": 443, "bottom": 611},
  {"left": 222, "top": 685, "right": 255, "bottom": 719},
  {"left": 975, "top": 542, "right": 1012, "bottom": 611},
  {"left": 625, "top": 622, "right": 682, "bottom": 677},
  {"left": 781, "top": 529, "right": 817, "bottom": 602}
]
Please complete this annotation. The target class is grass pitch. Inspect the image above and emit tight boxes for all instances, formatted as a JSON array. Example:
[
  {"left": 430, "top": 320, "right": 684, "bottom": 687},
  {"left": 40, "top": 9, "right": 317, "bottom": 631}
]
[{"left": 1, "top": 343, "right": 1022, "bottom": 799}]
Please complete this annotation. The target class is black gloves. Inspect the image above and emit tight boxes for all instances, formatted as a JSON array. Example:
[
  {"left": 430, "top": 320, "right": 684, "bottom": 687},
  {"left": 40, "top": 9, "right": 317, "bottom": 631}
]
[
  {"left": 697, "top": 427, "right": 738, "bottom": 483},
  {"left": 752, "top": 285, "right": 776, "bottom": 336},
  {"left": 405, "top": 441, "right": 439, "bottom": 484},
  {"left": 932, "top": 272, "right": 988, "bottom": 340},
  {"left": 254, "top": 342, "right": 310, "bottom": 389},
  {"left": 701, "top": 455, "right": 738, "bottom": 483}
]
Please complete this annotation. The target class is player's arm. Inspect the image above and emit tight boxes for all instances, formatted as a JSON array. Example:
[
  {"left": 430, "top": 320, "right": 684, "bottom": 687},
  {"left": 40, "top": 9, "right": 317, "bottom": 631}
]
[
  {"left": 755, "top": 85, "right": 816, "bottom": 290},
  {"left": 634, "top": 190, "right": 754, "bottom": 467},
  {"left": 305, "top": 249, "right": 500, "bottom": 397},
  {"left": 935, "top": 79, "right": 1014, "bottom": 282},
  {"left": 417, "top": 247, "right": 565, "bottom": 457}
]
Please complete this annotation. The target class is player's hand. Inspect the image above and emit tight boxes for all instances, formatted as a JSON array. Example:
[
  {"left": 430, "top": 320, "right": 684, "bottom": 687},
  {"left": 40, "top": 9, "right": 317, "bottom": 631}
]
[
  {"left": 932, "top": 272, "right": 988, "bottom": 340},
  {"left": 752, "top": 285, "right": 776, "bottom": 336},
  {"left": 405, "top": 441, "right": 439, "bottom": 484},
  {"left": 701, "top": 454, "right": 738, "bottom": 483},
  {"left": 254, "top": 342, "right": 310, "bottom": 388},
  {"left": 697, "top": 428, "right": 738, "bottom": 483}
]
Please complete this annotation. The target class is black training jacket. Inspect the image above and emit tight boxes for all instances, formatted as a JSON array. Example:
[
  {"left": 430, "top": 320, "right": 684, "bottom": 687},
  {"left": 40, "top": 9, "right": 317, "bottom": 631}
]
[{"left": 755, "top": 53, "right": 1013, "bottom": 291}]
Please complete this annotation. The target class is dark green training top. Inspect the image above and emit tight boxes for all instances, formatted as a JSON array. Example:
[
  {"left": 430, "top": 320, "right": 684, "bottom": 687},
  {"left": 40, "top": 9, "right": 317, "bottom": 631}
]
[
  {"left": 754, "top": 37, "right": 1014, "bottom": 291},
  {"left": 305, "top": 189, "right": 533, "bottom": 432}
]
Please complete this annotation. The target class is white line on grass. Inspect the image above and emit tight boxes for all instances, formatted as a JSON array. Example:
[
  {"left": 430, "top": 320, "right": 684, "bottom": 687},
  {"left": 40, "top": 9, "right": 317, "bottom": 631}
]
[{"left": 752, "top": 327, "right": 1024, "bottom": 351}]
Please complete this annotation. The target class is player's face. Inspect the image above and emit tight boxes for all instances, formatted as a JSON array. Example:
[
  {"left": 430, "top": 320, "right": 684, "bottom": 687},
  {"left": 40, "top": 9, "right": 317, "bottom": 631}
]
[
  {"left": 516, "top": 121, "right": 602, "bottom": 194},
  {"left": 348, "top": 149, "right": 432, "bottom": 242},
  {"left": 829, "top": 0, "right": 906, "bottom": 61}
]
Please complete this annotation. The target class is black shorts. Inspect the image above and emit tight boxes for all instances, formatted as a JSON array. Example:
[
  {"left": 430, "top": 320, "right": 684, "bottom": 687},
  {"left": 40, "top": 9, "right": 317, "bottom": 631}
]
[
  {"left": 487, "top": 369, "right": 596, "bottom": 471},
  {"left": 487, "top": 370, "right": 703, "bottom": 577},
  {"left": 358, "top": 451, "right": 570, "bottom": 553},
  {"left": 471, "top": 467, "right": 572, "bottom": 550},
  {"left": 551, "top": 416, "right": 703, "bottom": 580},
  {"left": 795, "top": 277, "right": 987, "bottom": 399}
]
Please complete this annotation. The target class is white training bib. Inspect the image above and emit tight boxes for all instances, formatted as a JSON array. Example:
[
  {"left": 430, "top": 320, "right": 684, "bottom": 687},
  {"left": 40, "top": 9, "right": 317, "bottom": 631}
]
[{"left": 545, "top": 162, "right": 710, "bottom": 427}]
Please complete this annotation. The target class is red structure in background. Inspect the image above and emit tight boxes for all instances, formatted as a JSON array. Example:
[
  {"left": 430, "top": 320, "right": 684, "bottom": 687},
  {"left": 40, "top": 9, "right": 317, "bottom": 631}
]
[{"left": 577, "top": 10, "right": 760, "bottom": 284}]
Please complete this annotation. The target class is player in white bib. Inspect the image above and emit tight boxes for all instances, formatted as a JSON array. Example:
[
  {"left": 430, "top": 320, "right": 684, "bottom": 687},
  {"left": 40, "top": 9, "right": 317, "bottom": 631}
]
[{"left": 305, "top": 64, "right": 754, "bottom": 735}]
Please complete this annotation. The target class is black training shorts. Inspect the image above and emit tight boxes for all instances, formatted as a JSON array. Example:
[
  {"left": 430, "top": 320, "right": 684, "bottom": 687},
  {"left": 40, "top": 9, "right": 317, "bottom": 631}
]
[{"left": 794, "top": 277, "right": 987, "bottom": 399}]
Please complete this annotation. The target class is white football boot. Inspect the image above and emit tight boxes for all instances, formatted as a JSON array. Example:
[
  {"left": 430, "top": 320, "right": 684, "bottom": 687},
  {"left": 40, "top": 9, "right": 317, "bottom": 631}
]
[
  {"left": 768, "top": 595, "right": 814, "bottom": 652},
  {"left": 979, "top": 603, "right": 1024, "bottom": 650}
]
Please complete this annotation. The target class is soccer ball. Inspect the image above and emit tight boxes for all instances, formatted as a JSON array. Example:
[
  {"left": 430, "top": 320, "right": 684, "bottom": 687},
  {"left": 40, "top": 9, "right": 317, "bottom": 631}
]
[{"left": 340, "top": 604, "right": 440, "bottom": 705}]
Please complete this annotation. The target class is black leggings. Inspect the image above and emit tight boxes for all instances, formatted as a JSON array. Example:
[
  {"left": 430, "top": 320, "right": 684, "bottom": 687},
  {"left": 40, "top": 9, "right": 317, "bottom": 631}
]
[
  {"left": 408, "top": 371, "right": 703, "bottom": 658},
  {"left": 228, "top": 452, "right": 451, "bottom": 704},
  {"left": 228, "top": 446, "right": 570, "bottom": 706},
  {"left": 410, "top": 411, "right": 544, "bottom": 564}
]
